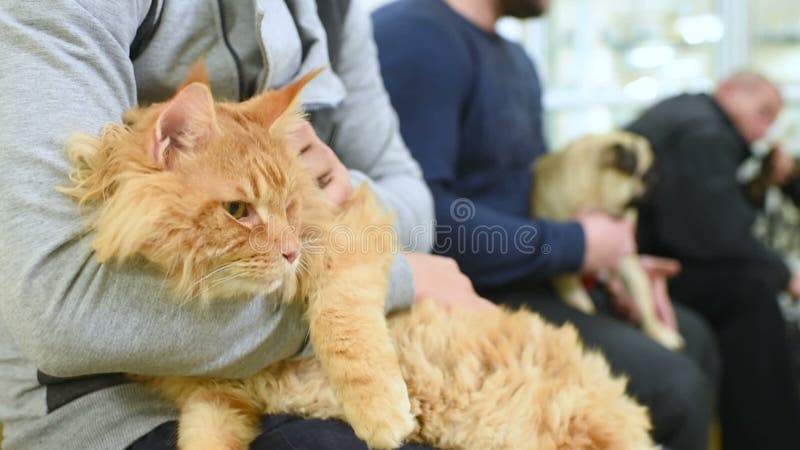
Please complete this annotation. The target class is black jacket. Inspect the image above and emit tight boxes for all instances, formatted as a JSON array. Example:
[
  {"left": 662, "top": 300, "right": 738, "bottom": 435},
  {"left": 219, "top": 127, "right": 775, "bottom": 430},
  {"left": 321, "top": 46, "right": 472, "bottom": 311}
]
[{"left": 627, "top": 93, "right": 792, "bottom": 293}]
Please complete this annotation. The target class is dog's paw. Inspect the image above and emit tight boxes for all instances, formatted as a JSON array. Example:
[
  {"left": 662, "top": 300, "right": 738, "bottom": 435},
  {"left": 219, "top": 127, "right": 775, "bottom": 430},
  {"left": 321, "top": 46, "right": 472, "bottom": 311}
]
[
  {"left": 647, "top": 324, "right": 685, "bottom": 350},
  {"left": 566, "top": 295, "right": 596, "bottom": 315}
]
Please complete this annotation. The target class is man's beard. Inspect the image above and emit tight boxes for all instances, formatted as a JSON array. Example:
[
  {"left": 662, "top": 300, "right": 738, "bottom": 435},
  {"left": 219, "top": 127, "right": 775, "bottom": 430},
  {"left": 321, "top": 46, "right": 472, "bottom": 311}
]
[{"left": 499, "top": 0, "right": 547, "bottom": 18}]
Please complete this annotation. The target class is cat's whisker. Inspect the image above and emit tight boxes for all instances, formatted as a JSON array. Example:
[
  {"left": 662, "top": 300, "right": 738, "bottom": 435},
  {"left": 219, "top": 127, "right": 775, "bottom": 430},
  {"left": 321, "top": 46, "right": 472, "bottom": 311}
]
[
  {"left": 205, "top": 272, "right": 247, "bottom": 289},
  {"left": 294, "top": 253, "right": 311, "bottom": 275},
  {"left": 300, "top": 237, "right": 322, "bottom": 248},
  {"left": 189, "top": 263, "right": 238, "bottom": 292},
  {"left": 197, "top": 273, "right": 249, "bottom": 298},
  {"left": 296, "top": 261, "right": 310, "bottom": 276}
]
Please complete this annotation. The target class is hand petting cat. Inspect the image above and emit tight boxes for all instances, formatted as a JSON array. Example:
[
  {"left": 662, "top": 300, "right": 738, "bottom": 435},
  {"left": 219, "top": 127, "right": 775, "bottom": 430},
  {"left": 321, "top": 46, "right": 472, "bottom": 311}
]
[
  {"left": 404, "top": 253, "right": 496, "bottom": 310},
  {"left": 291, "top": 121, "right": 493, "bottom": 312},
  {"left": 293, "top": 120, "right": 353, "bottom": 206}
]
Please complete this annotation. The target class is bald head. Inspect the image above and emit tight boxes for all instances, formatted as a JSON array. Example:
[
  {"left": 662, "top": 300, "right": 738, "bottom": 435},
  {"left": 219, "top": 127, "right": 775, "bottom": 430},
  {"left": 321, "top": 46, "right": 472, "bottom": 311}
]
[{"left": 715, "top": 71, "right": 783, "bottom": 144}]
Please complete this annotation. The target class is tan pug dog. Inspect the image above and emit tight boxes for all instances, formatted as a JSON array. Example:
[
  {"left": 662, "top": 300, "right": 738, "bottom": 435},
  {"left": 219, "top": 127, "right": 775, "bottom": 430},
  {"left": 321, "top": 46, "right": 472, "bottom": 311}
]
[{"left": 532, "top": 131, "right": 684, "bottom": 350}]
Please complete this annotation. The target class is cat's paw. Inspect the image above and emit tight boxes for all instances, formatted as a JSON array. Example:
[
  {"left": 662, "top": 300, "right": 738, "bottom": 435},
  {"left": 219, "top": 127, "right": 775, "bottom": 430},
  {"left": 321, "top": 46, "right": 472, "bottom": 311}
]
[
  {"left": 350, "top": 407, "right": 416, "bottom": 450},
  {"left": 179, "top": 435, "right": 247, "bottom": 450},
  {"left": 345, "top": 385, "right": 416, "bottom": 449}
]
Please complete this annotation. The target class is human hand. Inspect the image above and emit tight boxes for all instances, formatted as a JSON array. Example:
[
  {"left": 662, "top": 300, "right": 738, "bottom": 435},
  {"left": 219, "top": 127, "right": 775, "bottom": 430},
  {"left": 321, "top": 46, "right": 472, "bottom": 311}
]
[
  {"left": 606, "top": 255, "right": 681, "bottom": 331},
  {"left": 404, "top": 252, "right": 496, "bottom": 310},
  {"left": 788, "top": 273, "right": 800, "bottom": 299},
  {"left": 769, "top": 143, "right": 799, "bottom": 186},
  {"left": 577, "top": 211, "right": 637, "bottom": 274},
  {"left": 293, "top": 121, "right": 353, "bottom": 206}
]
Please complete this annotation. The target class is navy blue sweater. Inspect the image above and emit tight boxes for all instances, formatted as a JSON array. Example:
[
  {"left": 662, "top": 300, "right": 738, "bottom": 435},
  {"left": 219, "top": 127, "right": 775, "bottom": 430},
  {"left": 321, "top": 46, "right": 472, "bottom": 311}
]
[{"left": 373, "top": 0, "right": 584, "bottom": 290}]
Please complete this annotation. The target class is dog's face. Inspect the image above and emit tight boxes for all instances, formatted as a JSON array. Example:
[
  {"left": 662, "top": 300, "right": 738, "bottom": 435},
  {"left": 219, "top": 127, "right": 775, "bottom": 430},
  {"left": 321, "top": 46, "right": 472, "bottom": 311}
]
[{"left": 571, "top": 131, "right": 654, "bottom": 216}]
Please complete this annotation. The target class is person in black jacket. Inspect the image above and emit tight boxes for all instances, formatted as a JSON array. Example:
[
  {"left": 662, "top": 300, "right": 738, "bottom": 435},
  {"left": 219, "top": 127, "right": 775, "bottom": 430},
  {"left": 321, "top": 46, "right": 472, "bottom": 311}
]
[{"left": 628, "top": 71, "right": 800, "bottom": 450}]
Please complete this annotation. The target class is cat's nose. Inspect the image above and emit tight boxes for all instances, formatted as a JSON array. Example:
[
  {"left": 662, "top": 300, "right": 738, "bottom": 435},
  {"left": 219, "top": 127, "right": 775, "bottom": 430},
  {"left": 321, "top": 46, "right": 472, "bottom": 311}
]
[{"left": 282, "top": 251, "right": 298, "bottom": 264}]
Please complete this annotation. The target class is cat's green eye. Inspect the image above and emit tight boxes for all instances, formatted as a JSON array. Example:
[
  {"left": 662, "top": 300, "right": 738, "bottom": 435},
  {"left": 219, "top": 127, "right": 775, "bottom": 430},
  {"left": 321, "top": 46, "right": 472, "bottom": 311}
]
[{"left": 223, "top": 201, "right": 247, "bottom": 220}]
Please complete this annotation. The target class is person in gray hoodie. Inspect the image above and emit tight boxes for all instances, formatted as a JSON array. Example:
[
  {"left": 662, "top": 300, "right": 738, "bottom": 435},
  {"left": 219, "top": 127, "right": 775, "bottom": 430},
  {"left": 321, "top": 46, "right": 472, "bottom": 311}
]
[{"left": 0, "top": 1, "right": 488, "bottom": 449}]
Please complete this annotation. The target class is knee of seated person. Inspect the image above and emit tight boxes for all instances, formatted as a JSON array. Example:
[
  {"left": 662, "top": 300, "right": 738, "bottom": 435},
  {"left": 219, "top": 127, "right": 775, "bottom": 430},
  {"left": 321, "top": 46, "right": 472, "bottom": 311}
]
[
  {"left": 646, "top": 357, "right": 712, "bottom": 443},
  {"left": 706, "top": 268, "right": 783, "bottom": 316},
  {"left": 676, "top": 307, "right": 721, "bottom": 386}
]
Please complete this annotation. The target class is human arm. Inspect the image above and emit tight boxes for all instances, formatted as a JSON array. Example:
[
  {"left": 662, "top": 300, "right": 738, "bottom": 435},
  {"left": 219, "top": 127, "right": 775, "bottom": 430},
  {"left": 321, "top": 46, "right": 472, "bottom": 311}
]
[
  {"left": 327, "top": 0, "right": 435, "bottom": 255},
  {"left": 428, "top": 184, "right": 585, "bottom": 288},
  {"left": 372, "top": 10, "right": 591, "bottom": 289},
  {"left": 291, "top": 1, "right": 439, "bottom": 313},
  {"left": 290, "top": 125, "right": 493, "bottom": 310},
  {"left": 0, "top": 1, "right": 312, "bottom": 378},
  {"left": 648, "top": 130, "right": 792, "bottom": 291}
]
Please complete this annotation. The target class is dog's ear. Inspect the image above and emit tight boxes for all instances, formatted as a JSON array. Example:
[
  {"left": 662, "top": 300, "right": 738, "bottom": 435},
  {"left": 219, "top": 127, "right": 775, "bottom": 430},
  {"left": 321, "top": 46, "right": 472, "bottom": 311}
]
[{"left": 605, "top": 143, "right": 639, "bottom": 175}]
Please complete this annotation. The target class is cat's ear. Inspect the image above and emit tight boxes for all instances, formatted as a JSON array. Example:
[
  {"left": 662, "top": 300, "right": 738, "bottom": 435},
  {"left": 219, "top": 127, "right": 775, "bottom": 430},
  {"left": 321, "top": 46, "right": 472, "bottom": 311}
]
[
  {"left": 152, "top": 82, "right": 218, "bottom": 166},
  {"left": 246, "top": 67, "right": 325, "bottom": 133},
  {"left": 178, "top": 57, "right": 212, "bottom": 90}
]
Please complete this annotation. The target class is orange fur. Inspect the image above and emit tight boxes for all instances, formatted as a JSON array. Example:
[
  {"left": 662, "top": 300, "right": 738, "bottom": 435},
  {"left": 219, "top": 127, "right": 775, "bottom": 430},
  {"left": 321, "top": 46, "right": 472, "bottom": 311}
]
[{"left": 62, "top": 71, "right": 653, "bottom": 449}]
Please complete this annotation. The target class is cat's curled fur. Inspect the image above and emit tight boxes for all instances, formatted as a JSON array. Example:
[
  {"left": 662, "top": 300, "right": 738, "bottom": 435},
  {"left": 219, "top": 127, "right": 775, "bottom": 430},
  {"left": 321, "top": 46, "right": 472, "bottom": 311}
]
[{"left": 61, "top": 65, "right": 653, "bottom": 450}]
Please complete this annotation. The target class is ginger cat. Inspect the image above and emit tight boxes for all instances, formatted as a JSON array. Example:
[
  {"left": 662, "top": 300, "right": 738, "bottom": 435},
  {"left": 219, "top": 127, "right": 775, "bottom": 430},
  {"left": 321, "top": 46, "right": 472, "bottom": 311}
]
[{"left": 61, "top": 65, "right": 654, "bottom": 450}]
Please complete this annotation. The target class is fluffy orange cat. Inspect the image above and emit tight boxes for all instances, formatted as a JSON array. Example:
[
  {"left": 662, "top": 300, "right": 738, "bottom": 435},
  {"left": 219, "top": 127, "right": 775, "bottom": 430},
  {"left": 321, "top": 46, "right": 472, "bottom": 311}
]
[{"left": 60, "top": 65, "right": 654, "bottom": 450}]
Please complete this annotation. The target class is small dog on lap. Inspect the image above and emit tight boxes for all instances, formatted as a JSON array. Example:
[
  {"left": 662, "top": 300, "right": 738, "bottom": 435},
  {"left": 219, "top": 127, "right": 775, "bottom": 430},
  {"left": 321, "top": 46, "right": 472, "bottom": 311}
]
[{"left": 532, "top": 131, "right": 685, "bottom": 350}]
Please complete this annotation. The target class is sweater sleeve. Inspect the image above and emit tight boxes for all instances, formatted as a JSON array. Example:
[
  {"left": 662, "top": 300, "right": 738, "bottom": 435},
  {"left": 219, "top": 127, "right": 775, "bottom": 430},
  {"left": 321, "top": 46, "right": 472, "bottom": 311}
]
[
  {"left": 373, "top": 9, "right": 585, "bottom": 289},
  {"left": 429, "top": 184, "right": 585, "bottom": 288},
  {"left": 331, "top": 1, "right": 435, "bottom": 255},
  {"left": 0, "top": 0, "right": 310, "bottom": 379},
  {"left": 316, "top": 1, "right": 441, "bottom": 313}
]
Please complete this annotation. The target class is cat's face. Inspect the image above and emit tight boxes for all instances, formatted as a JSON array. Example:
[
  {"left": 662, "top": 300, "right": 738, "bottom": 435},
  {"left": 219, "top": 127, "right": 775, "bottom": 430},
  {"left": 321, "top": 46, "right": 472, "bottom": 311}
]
[
  {"left": 89, "top": 69, "right": 323, "bottom": 302},
  {"left": 152, "top": 105, "right": 306, "bottom": 302}
]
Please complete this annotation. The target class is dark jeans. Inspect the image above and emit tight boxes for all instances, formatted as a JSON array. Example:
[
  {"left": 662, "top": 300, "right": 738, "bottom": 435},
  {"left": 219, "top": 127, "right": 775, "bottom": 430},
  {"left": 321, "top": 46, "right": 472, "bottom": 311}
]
[
  {"left": 485, "top": 283, "right": 720, "bottom": 450},
  {"left": 670, "top": 265, "right": 800, "bottom": 450},
  {"left": 129, "top": 415, "right": 436, "bottom": 450}
]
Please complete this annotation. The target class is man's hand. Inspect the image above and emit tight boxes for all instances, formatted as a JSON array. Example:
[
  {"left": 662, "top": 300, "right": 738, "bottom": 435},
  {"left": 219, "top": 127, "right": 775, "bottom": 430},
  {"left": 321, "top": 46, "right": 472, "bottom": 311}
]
[
  {"left": 607, "top": 255, "right": 681, "bottom": 331},
  {"left": 577, "top": 211, "right": 637, "bottom": 274},
  {"left": 404, "top": 253, "right": 496, "bottom": 310},
  {"left": 769, "top": 143, "right": 799, "bottom": 187},
  {"left": 789, "top": 273, "right": 800, "bottom": 299},
  {"left": 293, "top": 121, "right": 353, "bottom": 206}
]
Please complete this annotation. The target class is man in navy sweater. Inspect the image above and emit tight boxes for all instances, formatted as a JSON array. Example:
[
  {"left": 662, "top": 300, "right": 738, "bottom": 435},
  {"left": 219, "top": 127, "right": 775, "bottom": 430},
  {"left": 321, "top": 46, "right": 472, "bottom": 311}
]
[{"left": 373, "top": 1, "right": 719, "bottom": 449}]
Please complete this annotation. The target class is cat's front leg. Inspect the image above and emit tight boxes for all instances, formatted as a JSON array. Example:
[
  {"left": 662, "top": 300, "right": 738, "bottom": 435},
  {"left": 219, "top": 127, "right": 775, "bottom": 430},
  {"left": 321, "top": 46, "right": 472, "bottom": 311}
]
[
  {"left": 307, "top": 278, "right": 416, "bottom": 449},
  {"left": 175, "top": 385, "right": 261, "bottom": 450}
]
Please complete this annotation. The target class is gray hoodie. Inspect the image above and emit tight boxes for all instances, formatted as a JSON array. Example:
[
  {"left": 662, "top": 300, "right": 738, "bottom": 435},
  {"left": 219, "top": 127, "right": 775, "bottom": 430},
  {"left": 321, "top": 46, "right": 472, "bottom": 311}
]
[{"left": 0, "top": 1, "right": 434, "bottom": 448}]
